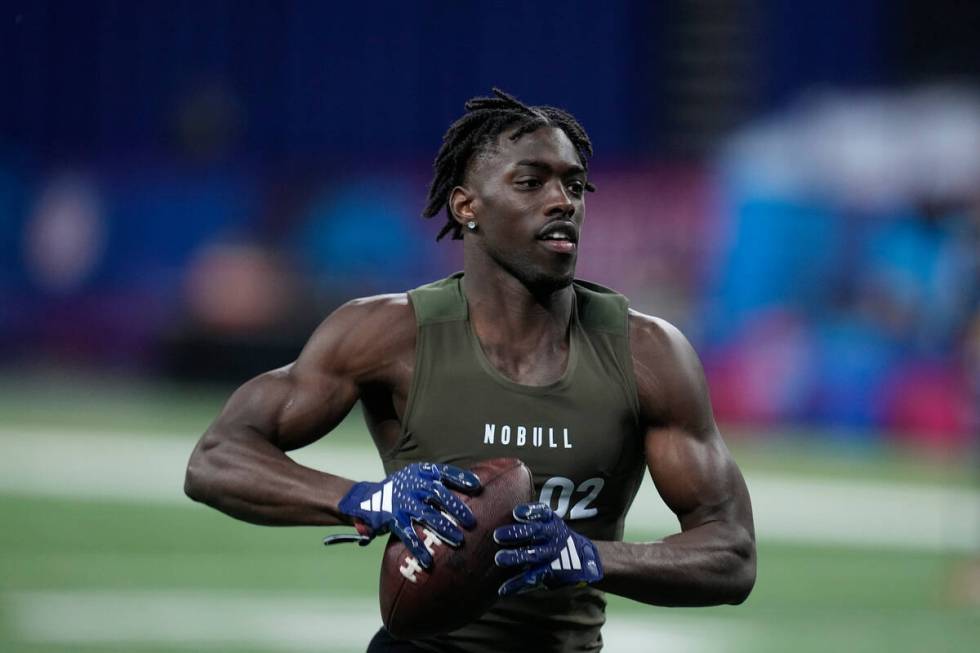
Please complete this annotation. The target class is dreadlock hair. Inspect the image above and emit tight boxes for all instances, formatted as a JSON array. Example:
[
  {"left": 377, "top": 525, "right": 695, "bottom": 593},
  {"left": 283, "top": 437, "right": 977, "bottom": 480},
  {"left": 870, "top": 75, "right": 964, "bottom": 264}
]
[{"left": 423, "top": 88, "right": 595, "bottom": 241}]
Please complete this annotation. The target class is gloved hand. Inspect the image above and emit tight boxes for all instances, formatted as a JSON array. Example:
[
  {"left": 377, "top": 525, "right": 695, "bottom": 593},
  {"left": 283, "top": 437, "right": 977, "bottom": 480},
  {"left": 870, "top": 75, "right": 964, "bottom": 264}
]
[
  {"left": 493, "top": 502, "right": 603, "bottom": 596},
  {"left": 324, "top": 462, "right": 481, "bottom": 568}
]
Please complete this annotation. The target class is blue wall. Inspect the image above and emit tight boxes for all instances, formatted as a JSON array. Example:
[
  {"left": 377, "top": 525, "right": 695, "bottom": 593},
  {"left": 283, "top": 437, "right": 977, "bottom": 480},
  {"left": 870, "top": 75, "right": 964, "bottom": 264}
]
[
  {"left": 2, "top": 0, "right": 896, "bottom": 161},
  {"left": 1, "top": 1, "right": 667, "bottom": 158}
]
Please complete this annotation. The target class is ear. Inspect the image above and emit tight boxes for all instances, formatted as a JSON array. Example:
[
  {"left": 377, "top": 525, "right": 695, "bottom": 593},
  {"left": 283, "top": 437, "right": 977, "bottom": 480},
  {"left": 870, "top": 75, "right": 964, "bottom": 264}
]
[{"left": 449, "top": 186, "right": 476, "bottom": 227}]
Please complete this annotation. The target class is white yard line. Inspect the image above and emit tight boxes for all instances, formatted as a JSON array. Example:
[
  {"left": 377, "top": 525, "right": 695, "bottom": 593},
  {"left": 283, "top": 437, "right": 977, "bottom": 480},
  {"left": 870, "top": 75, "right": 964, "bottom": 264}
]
[
  {"left": 1, "top": 428, "right": 977, "bottom": 552},
  {"left": 4, "top": 590, "right": 741, "bottom": 653}
]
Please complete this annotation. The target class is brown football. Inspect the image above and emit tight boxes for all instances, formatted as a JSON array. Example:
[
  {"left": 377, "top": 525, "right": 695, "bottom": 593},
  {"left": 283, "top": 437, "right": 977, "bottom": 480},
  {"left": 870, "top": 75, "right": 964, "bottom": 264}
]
[{"left": 378, "top": 457, "right": 534, "bottom": 640}]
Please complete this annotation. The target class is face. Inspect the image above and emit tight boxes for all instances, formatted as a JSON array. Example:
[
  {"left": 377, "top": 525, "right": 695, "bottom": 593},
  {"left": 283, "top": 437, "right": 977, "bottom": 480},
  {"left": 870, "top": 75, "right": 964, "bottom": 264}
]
[{"left": 458, "top": 126, "right": 588, "bottom": 292}]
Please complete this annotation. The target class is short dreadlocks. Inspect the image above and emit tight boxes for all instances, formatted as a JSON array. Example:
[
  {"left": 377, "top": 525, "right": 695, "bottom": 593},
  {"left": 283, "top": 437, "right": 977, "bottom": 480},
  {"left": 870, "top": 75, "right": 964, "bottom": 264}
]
[{"left": 423, "top": 88, "right": 595, "bottom": 241}]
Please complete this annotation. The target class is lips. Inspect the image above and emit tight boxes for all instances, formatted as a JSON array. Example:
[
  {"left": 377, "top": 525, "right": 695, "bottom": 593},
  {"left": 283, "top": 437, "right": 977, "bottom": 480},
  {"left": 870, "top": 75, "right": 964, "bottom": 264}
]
[
  {"left": 539, "top": 238, "right": 576, "bottom": 254},
  {"left": 536, "top": 221, "right": 579, "bottom": 244}
]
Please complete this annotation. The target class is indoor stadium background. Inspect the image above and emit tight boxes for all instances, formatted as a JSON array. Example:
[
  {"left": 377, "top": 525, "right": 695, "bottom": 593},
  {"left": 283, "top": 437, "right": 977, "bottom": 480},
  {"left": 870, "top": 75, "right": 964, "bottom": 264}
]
[{"left": 1, "top": 1, "right": 978, "bottom": 652}]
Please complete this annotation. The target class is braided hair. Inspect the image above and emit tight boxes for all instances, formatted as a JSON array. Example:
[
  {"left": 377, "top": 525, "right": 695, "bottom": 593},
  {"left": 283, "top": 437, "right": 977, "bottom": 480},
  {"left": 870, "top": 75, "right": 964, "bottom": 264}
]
[{"left": 423, "top": 88, "right": 595, "bottom": 240}]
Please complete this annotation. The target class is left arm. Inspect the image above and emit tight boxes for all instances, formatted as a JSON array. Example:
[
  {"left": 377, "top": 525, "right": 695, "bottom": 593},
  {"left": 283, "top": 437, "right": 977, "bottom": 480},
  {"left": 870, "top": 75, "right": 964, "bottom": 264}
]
[{"left": 593, "top": 312, "right": 756, "bottom": 606}]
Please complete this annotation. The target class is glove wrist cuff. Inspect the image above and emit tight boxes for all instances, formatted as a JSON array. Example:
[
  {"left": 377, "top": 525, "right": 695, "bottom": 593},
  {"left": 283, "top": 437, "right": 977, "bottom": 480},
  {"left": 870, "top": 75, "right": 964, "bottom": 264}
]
[{"left": 338, "top": 481, "right": 376, "bottom": 519}]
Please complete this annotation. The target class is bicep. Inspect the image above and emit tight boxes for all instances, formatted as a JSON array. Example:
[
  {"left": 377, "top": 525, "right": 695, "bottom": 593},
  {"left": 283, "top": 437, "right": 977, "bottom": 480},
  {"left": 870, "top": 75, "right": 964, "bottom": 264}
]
[
  {"left": 205, "top": 303, "right": 384, "bottom": 452},
  {"left": 645, "top": 425, "right": 752, "bottom": 533},
  {"left": 210, "top": 362, "right": 358, "bottom": 452},
  {"left": 631, "top": 312, "right": 753, "bottom": 534}
]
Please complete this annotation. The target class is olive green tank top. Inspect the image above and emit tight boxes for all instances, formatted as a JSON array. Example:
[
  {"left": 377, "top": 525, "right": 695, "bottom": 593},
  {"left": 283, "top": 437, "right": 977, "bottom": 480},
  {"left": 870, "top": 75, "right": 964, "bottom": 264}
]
[{"left": 383, "top": 273, "right": 646, "bottom": 652}]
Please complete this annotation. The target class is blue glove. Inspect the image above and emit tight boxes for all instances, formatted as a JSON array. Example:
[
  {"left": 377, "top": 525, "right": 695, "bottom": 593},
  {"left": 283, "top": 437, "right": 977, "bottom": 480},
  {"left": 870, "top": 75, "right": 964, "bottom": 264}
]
[
  {"left": 493, "top": 502, "right": 603, "bottom": 596},
  {"left": 324, "top": 462, "right": 481, "bottom": 568}
]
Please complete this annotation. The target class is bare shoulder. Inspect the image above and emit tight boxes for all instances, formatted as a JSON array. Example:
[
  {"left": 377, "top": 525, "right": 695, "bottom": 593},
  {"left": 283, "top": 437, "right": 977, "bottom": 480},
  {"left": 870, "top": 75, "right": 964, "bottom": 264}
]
[
  {"left": 627, "top": 309, "right": 713, "bottom": 431},
  {"left": 295, "top": 292, "right": 416, "bottom": 384},
  {"left": 628, "top": 309, "right": 699, "bottom": 371},
  {"left": 338, "top": 293, "right": 415, "bottom": 331}
]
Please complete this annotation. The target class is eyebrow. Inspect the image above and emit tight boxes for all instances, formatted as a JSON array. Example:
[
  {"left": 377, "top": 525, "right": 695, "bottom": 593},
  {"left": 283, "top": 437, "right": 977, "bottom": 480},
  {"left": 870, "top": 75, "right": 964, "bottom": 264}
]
[{"left": 514, "top": 159, "right": 586, "bottom": 175}]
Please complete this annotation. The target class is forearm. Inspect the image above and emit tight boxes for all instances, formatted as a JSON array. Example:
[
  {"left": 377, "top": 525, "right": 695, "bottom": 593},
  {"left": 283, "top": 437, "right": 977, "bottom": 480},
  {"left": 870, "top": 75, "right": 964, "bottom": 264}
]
[
  {"left": 184, "top": 427, "right": 356, "bottom": 527},
  {"left": 594, "top": 521, "right": 756, "bottom": 606}
]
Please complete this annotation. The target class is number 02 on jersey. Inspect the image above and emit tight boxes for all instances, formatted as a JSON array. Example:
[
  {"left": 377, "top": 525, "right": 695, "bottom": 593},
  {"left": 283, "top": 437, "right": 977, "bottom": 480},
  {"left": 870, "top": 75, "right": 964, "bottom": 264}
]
[{"left": 539, "top": 477, "right": 604, "bottom": 520}]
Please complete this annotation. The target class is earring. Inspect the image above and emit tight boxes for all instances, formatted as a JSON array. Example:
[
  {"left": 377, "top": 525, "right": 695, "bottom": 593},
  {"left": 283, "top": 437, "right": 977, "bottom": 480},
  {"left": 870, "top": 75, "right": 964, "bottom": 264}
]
[{"left": 466, "top": 220, "right": 477, "bottom": 231}]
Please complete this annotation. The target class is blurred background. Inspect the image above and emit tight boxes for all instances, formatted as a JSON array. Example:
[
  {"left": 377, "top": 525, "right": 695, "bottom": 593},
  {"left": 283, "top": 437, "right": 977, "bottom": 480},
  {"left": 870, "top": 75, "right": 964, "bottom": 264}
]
[{"left": 1, "top": 1, "right": 977, "bottom": 652}]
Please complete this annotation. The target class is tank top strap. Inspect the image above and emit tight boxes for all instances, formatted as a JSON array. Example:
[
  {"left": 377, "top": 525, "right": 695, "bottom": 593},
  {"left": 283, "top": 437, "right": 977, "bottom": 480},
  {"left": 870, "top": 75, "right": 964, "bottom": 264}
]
[
  {"left": 407, "top": 272, "right": 467, "bottom": 325},
  {"left": 572, "top": 278, "right": 630, "bottom": 336}
]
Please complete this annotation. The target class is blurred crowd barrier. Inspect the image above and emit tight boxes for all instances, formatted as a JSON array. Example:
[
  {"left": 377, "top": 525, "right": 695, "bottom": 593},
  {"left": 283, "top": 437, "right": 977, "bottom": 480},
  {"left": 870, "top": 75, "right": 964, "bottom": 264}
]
[
  {"left": 707, "top": 86, "right": 979, "bottom": 446},
  {"left": 1, "top": 87, "right": 977, "bottom": 447}
]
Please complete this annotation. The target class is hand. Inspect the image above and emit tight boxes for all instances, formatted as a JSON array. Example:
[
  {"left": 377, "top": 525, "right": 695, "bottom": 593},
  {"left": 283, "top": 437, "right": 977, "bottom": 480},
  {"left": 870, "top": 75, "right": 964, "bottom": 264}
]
[
  {"left": 324, "top": 462, "right": 481, "bottom": 568},
  {"left": 493, "top": 502, "right": 603, "bottom": 596}
]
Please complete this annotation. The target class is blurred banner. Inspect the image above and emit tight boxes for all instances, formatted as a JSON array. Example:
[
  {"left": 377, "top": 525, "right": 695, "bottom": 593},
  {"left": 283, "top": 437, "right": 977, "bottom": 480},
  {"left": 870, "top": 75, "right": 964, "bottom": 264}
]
[{"left": 1, "top": 0, "right": 978, "bottom": 446}]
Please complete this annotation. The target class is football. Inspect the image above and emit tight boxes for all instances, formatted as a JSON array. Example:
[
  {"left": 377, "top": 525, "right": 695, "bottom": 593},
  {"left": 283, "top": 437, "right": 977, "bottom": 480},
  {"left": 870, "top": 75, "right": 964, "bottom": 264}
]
[{"left": 378, "top": 457, "right": 534, "bottom": 639}]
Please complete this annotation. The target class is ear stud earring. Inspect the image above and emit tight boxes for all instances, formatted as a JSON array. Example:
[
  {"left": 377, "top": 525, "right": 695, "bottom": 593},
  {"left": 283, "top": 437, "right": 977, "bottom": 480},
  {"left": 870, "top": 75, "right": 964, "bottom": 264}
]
[{"left": 466, "top": 220, "right": 477, "bottom": 231}]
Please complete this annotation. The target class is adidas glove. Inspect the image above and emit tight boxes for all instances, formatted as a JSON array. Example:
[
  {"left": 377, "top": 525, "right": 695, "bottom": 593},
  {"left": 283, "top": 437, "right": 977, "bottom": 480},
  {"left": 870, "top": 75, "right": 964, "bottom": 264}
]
[
  {"left": 324, "top": 462, "right": 480, "bottom": 568},
  {"left": 493, "top": 502, "right": 603, "bottom": 596}
]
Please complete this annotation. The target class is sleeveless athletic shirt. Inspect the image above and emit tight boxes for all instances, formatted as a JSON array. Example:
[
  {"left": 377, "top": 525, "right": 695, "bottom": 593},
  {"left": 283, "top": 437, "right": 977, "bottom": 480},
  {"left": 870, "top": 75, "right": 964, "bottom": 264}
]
[{"left": 382, "top": 273, "right": 647, "bottom": 653}]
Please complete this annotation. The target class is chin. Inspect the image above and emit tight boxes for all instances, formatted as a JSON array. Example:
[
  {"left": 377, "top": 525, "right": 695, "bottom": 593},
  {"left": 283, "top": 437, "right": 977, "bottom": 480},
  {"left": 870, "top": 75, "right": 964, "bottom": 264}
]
[
  {"left": 524, "top": 266, "right": 575, "bottom": 295},
  {"left": 490, "top": 249, "right": 577, "bottom": 294}
]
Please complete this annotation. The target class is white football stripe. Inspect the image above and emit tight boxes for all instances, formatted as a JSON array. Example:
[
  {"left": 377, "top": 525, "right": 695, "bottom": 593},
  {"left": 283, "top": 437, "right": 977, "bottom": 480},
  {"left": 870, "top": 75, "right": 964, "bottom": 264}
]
[
  {"left": 560, "top": 547, "right": 571, "bottom": 570},
  {"left": 370, "top": 489, "right": 381, "bottom": 512},
  {"left": 359, "top": 498, "right": 371, "bottom": 511},
  {"left": 551, "top": 557, "right": 562, "bottom": 570}
]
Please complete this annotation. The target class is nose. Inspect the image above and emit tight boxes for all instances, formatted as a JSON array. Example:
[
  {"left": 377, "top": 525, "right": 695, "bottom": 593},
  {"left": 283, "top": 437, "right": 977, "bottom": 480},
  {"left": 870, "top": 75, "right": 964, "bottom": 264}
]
[{"left": 545, "top": 181, "right": 575, "bottom": 218}]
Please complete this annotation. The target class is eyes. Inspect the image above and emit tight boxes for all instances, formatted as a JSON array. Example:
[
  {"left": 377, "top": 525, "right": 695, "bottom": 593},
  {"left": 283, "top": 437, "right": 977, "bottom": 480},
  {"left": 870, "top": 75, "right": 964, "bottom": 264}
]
[
  {"left": 514, "top": 177, "right": 587, "bottom": 198},
  {"left": 566, "top": 180, "right": 587, "bottom": 196}
]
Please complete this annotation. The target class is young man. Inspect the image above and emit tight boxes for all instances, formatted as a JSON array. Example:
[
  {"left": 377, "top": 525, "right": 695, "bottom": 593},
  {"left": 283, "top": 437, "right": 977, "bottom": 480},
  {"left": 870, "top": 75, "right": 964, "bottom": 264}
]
[{"left": 185, "top": 89, "right": 756, "bottom": 652}]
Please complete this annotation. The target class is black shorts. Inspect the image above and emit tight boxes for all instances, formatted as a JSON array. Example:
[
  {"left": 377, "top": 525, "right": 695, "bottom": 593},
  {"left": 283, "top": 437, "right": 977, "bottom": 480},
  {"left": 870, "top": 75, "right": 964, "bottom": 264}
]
[{"left": 366, "top": 628, "right": 427, "bottom": 652}]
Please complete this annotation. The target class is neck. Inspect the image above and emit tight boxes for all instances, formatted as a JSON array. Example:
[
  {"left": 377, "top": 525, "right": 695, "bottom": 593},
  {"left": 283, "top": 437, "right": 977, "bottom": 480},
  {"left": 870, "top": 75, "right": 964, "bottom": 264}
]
[{"left": 461, "top": 259, "right": 575, "bottom": 350}]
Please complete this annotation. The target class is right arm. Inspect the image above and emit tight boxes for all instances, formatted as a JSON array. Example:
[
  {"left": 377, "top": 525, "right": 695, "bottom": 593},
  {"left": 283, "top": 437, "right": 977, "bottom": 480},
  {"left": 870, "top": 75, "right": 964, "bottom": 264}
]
[{"left": 183, "top": 295, "right": 413, "bottom": 526}]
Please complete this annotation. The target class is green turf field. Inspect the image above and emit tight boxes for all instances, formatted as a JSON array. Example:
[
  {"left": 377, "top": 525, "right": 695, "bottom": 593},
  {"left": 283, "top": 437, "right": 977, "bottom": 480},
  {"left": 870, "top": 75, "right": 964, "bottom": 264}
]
[{"left": 1, "top": 376, "right": 977, "bottom": 652}]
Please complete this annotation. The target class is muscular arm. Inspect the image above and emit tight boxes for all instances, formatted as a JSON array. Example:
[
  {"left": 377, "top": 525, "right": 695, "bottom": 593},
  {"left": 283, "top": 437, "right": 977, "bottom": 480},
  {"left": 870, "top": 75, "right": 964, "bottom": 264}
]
[
  {"left": 183, "top": 295, "right": 414, "bottom": 527},
  {"left": 593, "top": 312, "right": 756, "bottom": 606}
]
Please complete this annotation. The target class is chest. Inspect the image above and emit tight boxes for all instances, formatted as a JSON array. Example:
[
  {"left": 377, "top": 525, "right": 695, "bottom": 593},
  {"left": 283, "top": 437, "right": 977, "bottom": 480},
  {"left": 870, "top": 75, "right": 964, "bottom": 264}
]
[
  {"left": 389, "top": 322, "right": 644, "bottom": 534},
  {"left": 476, "top": 340, "right": 570, "bottom": 387}
]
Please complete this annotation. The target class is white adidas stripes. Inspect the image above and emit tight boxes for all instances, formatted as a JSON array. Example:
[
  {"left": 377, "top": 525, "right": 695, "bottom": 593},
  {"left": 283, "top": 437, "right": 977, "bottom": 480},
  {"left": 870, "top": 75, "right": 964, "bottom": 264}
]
[{"left": 359, "top": 480, "right": 394, "bottom": 513}]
